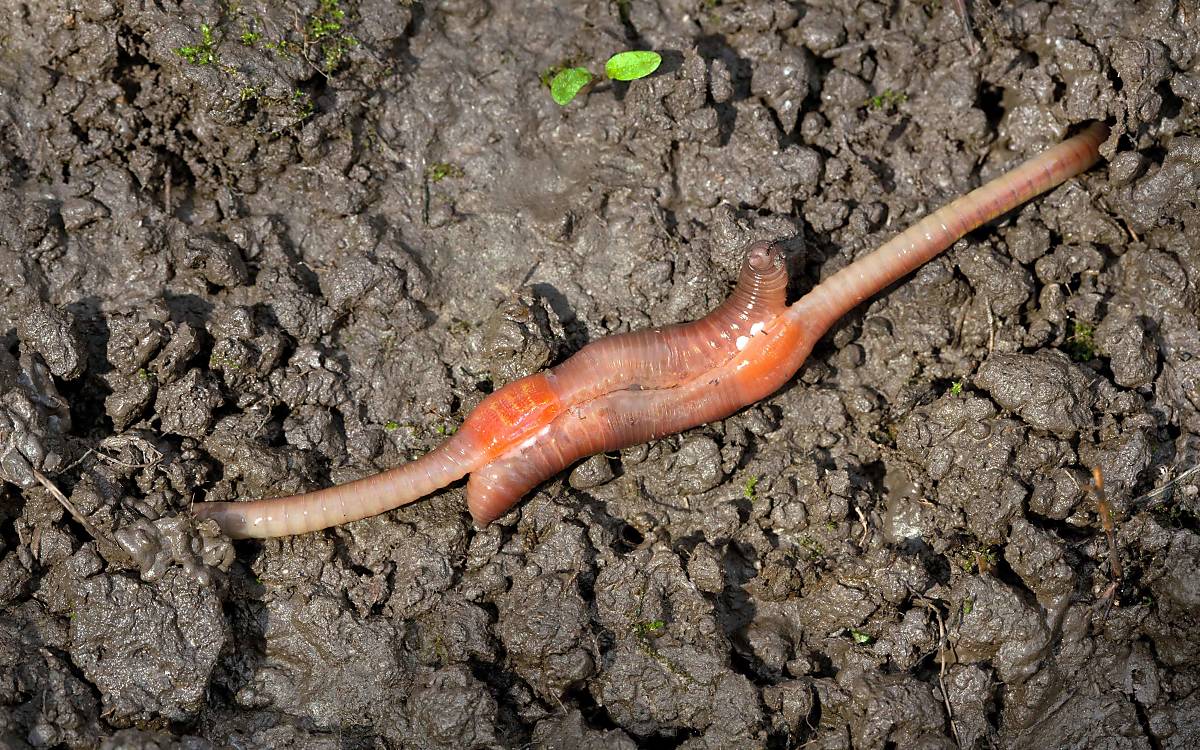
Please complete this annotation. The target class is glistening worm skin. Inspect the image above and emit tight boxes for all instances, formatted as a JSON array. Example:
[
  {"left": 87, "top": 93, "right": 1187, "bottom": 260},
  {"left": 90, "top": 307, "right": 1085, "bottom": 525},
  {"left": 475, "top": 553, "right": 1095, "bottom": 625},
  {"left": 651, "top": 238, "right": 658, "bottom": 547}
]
[
  {"left": 469, "top": 122, "right": 1110, "bottom": 524},
  {"left": 196, "top": 123, "right": 1109, "bottom": 537},
  {"left": 193, "top": 242, "right": 789, "bottom": 537},
  {"left": 547, "top": 240, "right": 790, "bottom": 401}
]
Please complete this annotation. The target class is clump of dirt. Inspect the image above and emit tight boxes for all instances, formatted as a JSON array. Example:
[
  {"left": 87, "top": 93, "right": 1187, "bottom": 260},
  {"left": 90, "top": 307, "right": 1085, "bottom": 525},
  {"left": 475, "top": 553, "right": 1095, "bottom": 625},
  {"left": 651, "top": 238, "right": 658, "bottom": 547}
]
[{"left": 1, "top": 0, "right": 1198, "bottom": 747}]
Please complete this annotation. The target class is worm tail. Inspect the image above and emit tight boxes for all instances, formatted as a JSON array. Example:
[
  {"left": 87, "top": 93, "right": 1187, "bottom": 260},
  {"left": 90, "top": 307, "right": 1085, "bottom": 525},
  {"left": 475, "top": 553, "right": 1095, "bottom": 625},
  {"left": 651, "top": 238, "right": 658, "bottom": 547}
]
[
  {"left": 792, "top": 122, "right": 1109, "bottom": 335},
  {"left": 193, "top": 437, "right": 478, "bottom": 538}
]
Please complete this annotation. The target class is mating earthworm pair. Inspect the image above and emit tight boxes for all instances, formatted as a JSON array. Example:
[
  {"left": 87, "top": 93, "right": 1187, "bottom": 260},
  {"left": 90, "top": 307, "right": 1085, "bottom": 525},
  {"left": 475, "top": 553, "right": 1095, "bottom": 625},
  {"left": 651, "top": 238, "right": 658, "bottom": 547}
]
[{"left": 195, "top": 122, "right": 1111, "bottom": 538}]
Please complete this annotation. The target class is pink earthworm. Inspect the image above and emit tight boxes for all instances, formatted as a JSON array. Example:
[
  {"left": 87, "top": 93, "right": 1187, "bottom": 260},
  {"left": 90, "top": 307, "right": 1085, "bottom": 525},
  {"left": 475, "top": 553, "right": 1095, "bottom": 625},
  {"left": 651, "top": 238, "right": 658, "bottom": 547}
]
[
  {"left": 194, "top": 241, "right": 789, "bottom": 536},
  {"left": 194, "top": 122, "right": 1110, "bottom": 537}
]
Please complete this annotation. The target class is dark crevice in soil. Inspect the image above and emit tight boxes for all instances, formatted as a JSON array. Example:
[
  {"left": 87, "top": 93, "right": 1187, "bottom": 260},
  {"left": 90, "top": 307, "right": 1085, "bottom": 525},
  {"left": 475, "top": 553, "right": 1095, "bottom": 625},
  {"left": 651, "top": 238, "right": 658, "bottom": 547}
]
[{"left": 977, "top": 81, "right": 1006, "bottom": 132}]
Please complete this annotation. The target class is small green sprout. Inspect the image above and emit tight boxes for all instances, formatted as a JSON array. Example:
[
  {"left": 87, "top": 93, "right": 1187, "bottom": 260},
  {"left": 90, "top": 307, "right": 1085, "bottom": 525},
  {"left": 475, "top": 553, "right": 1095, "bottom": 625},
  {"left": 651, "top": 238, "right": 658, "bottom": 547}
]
[
  {"left": 176, "top": 23, "right": 218, "bottom": 65},
  {"left": 634, "top": 619, "right": 666, "bottom": 637},
  {"left": 240, "top": 23, "right": 262, "bottom": 46},
  {"left": 799, "top": 535, "right": 826, "bottom": 558},
  {"left": 961, "top": 598, "right": 974, "bottom": 616},
  {"left": 426, "top": 162, "right": 463, "bottom": 182},
  {"left": 538, "top": 64, "right": 565, "bottom": 89},
  {"left": 743, "top": 475, "right": 759, "bottom": 500},
  {"left": 384, "top": 420, "right": 400, "bottom": 432},
  {"left": 547, "top": 50, "right": 662, "bottom": 106},
  {"left": 291, "top": 90, "right": 315, "bottom": 120},
  {"left": 865, "top": 89, "right": 908, "bottom": 110},
  {"left": 605, "top": 51, "right": 662, "bottom": 81},
  {"left": 265, "top": 38, "right": 301, "bottom": 58},
  {"left": 956, "top": 545, "right": 998, "bottom": 573},
  {"left": 550, "top": 68, "right": 594, "bottom": 105},
  {"left": 306, "top": 0, "right": 358, "bottom": 71},
  {"left": 208, "top": 353, "right": 240, "bottom": 371},
  {"left": 849, "top": 628, "right": 873, "bottom": 644},
  {"left": 1065, "top": 319, "right": 1097, "bottom": 362},
  {"left": 308, "top": 0, "right": 345, "bottom": 39},
  {"left": 949, "top": 379, "right": 963, "bottom": 396}
]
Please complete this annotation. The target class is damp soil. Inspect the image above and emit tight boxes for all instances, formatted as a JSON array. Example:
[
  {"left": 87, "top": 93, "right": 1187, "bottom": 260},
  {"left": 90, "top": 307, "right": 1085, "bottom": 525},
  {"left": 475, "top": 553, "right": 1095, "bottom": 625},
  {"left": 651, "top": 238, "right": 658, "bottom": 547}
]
[{"left": 1, "top": 1, "right": 1199, "bottom": 748}]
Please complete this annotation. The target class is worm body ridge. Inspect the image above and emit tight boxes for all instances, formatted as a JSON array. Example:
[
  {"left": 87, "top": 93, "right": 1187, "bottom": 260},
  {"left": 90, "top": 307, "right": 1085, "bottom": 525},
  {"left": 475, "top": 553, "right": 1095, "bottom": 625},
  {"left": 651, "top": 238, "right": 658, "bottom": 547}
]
[
  {"left": 194, "top": 241, "right": 791, "bottom": 537},
  {"left": 194, "top": 123, "right": 1109, "bottom": 537}
]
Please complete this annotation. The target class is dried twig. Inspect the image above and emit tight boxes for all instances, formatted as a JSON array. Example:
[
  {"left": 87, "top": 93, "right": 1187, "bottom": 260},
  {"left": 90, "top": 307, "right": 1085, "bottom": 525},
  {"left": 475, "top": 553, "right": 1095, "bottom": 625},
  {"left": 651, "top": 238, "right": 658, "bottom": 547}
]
[
  {"left": 1132, "top": 463, "right": 1199, "bottom": 506},
  {"left": 819, "top": 31, "right": 905, "bottom": 58},
  {"left": 1090, "top": 467, "right": 1121, "bottom": 620},
  {"left": 917, "top": 596, "right": 962, "bottom": 747},
  {"left": 32, "top": 468, "right": 135, "bottom": 567},
  {"left": 950, "top": 0, "right": 979, "bottom": 53},
  {"left": 32, "top": 468, "right": 115, "bottom": 549},
  {"left": 854, "top": 504, "right": 869, "bottom": 547},
  {"left": 55, "top": 435, "right": 164, "bottom": 475}
]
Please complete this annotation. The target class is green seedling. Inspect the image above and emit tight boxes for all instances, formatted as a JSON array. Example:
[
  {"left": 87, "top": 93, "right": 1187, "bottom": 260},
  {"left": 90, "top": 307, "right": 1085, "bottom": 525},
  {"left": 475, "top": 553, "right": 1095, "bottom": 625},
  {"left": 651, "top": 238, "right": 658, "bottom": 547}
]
[
  {"left": 1065, "top": 319, "right": 1097, "bottom": 362},
  {"left": 291, "top": 90, "right": 315, "bottom": 120},
  {"left": 743, "top": 474, "right": 759, "bottom": 500},
  {"left": 949, "top": 379, "right": 963, "bottom": 396},
  {"left": 865, "top": 89, "right": 908, "bottom": 110},
  {"left": 633, "top": 619, "right": 666, "bottom": 637},
  {"left": 240, "top": 21, "right": 262, "bottom": 46},
  {"left": 956, "top": 545, "right": 998, "bottom": 573},
  {"left": 547, "top": 50, "right": 662, "bottom": 105},
  {"left": 848, "top": 628, "right": 873, "bottom": 644},
  {"left": 605, "top": 50, "right": 662, "bottom": 80},
  {"left": 176, "top": 23, "right": 218, "bottom": 65},
  {"left": 305, "top": 0, "right": 358, "bottom": 71},
  {"left": 798, "top": 535, "right": 826, "bottom": 558},
  {"left": 426, "top": 162, "right": 463, "bottom": 182},
  {"left": 549, "top": 67, "right": 594, "bottom": 105}
]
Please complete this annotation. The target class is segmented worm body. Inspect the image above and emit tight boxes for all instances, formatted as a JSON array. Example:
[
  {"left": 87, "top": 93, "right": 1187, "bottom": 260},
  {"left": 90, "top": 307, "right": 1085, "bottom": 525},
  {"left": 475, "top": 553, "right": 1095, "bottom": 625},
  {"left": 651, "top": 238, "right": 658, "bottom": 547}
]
[{"left": 195, "top": 123, "right": 1109, "bottom": 538}]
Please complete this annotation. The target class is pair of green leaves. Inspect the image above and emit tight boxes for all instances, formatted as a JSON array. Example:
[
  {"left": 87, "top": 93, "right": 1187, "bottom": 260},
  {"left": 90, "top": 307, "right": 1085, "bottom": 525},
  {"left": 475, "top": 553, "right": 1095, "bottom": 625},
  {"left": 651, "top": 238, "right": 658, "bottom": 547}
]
[{"left": 550, "top": 50, "right": 662, "bottom": 105}]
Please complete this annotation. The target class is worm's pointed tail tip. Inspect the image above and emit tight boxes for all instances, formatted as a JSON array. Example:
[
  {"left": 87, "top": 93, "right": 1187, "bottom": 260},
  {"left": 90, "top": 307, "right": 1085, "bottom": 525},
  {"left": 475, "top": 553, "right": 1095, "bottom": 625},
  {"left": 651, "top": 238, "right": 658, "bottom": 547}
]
[
  {"left": 1081, "top": 121, "right": 1111, "bottom": 147},
  {"left": 193, "top": 501, "right": 254, "bottom": 540}
]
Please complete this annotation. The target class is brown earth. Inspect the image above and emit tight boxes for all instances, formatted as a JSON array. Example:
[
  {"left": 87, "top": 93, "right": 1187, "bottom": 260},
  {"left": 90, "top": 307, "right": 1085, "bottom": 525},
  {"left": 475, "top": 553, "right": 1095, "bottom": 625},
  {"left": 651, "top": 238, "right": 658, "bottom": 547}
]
[{"left": 1, "top": 1, "right": 1198, "bottom": 748}]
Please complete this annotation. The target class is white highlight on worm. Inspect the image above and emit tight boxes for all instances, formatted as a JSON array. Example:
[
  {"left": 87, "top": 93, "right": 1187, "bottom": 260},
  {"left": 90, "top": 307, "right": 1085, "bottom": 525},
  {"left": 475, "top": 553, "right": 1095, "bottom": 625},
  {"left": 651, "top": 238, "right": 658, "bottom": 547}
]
[
  {"left": 735, "top": 335, "right": 750, "bottom": 351},
  {"left": 519, "top": 424, "right": 553, "bottom": 450}
]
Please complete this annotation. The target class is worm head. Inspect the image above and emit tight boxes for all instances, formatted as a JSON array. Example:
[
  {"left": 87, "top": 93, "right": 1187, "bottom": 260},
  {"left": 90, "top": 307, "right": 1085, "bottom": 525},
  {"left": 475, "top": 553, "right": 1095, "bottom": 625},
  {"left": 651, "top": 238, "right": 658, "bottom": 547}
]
[{"left": 745, "top": 240, "right": 786, "bottom": 274}]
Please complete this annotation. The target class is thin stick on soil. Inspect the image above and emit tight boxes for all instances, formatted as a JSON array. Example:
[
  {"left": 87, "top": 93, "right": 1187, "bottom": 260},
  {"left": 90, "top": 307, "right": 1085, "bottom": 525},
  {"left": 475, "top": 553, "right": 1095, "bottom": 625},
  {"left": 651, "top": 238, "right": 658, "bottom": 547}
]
[
  {"left": 951, "top": 0, "right": 979, "bottom": 53},
  {"left": 33, "top": 469, "right": 101, "bottom": 537},
  {"left": 1090, "top": 467, "right": 1122, "bottom": 619},
  {"left": 33, "top": 468, "right": 136, "bottom": 567},
  {"left": 854, "top": 504, "right": 869, "bottom": 547},
  {"left": 819, "top": 31, "right": 905, "bottom": 58},
  {"left": 55, "top": 435, "right": 164, "bottom": 475},
  {"left": 1131, "top": 463, "right": 1200, "bottom": 506},
  {"left": 918, "top": 596, "right": 962, "bottom": 747}
]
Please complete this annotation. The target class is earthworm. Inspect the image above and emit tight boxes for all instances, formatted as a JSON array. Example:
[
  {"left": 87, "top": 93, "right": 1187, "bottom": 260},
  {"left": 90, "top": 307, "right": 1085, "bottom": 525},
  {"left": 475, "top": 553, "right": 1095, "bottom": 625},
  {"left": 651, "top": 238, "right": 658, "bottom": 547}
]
[
  {"left": 193, "top": 241, "right": 789, "bottom": 537},
  {"left": 195, "top": 122, "right": 1109, "bottom": 537}
]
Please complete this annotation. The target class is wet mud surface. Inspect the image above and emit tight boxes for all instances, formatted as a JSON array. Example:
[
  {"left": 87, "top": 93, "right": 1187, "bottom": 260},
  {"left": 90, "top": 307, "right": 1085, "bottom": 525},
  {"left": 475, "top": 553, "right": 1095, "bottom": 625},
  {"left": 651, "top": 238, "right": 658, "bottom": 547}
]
[{"left": 1, "top": 0, "right": 1198, "bottom": 747}]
